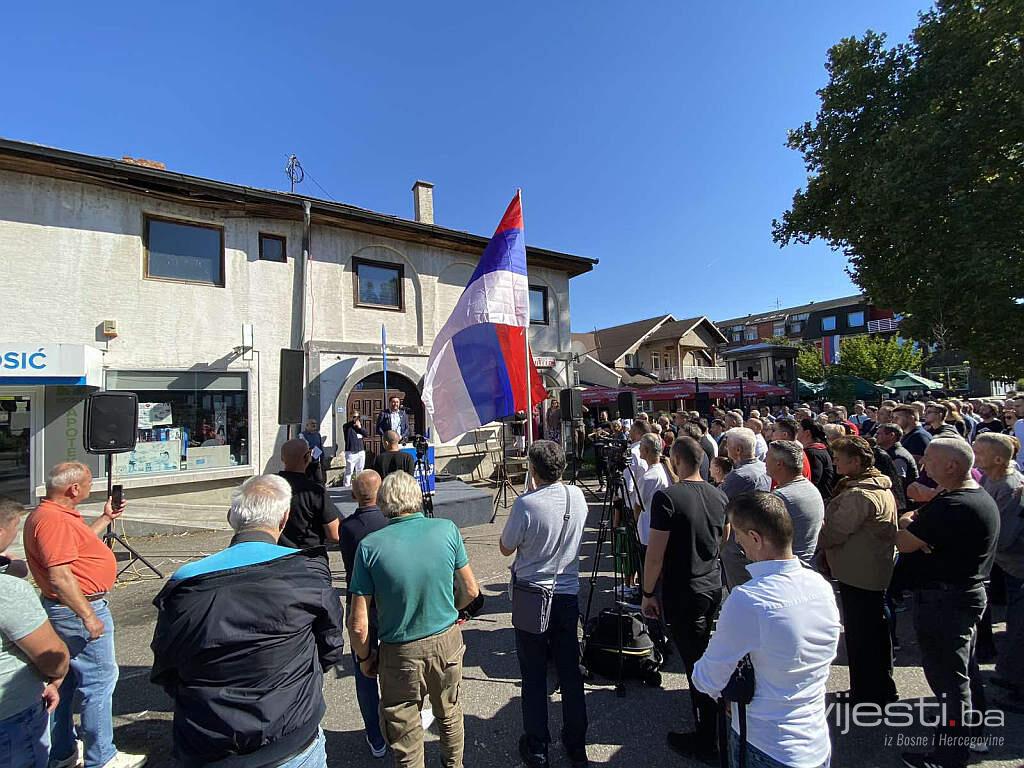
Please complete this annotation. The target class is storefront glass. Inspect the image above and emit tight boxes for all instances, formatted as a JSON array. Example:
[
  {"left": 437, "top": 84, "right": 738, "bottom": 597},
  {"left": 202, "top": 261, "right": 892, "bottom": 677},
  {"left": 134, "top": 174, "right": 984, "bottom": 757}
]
[
  {"left": 0, "top": 395, "right": 32, "bottom": 503},
  {"left": 106, "top": 371, "right": 249, "bottom": 476}
]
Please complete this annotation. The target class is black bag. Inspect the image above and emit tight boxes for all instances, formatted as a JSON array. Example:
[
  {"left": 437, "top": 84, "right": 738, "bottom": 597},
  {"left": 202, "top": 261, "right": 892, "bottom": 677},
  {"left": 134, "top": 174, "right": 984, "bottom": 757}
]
[
  {"left": 718, "top": 655, "right": 756, "bottom": 768},
  {"left": 582, "top": 608, "right": 663, "bottom": 687}
]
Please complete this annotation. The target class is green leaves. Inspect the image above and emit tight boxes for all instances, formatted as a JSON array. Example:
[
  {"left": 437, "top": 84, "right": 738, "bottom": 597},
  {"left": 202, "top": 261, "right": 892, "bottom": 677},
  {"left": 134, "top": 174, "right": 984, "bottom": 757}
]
[{"left": 774, "top": 0, "right": 1024, "bottom": 378}]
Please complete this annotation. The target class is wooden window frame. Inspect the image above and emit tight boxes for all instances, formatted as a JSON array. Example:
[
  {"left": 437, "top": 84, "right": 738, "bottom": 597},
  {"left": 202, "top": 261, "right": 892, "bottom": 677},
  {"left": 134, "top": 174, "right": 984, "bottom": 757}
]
[
  {"left": 352, "top": 256, "right": 405, "bottom": 312},
  {"left": 258, "top": 232, "right": 287, "bottom": 263},
  {"left": 143, "top": 213, "right": 225, "bottom": 287},
  {"left": 822, "top": 315, "right": 838, "bottom": 332},
  {"left": 529, "top": 285, "right": 549, "bottom": 325}
]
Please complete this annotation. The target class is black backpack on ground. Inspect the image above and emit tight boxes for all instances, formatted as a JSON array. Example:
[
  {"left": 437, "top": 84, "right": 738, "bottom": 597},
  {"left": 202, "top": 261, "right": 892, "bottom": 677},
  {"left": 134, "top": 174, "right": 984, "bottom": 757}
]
[{"left": 581, "top": 607, "right": 663, "bottom": 687}]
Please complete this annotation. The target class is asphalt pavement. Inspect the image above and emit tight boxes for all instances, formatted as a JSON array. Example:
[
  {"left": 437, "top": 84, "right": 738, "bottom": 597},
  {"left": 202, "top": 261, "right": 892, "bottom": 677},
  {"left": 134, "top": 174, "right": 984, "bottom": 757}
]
[{"left": 99, "top": 486, "right": 1022, "bottom": 768}]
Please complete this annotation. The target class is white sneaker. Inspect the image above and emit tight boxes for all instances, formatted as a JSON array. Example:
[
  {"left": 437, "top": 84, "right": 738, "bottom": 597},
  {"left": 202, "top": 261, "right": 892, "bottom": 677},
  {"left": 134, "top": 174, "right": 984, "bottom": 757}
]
[
  {"left": 100, "top": 753, "right": 147, "bottom": 768},
  {"left": 365, "top": 734, "right": 388, "bottom": 759}
]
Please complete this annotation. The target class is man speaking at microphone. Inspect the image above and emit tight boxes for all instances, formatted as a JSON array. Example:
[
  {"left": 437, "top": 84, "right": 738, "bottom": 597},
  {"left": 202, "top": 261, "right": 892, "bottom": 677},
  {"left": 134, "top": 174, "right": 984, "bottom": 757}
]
[{"left": 23, "top": 461, "right": 146, "bottom": 768}]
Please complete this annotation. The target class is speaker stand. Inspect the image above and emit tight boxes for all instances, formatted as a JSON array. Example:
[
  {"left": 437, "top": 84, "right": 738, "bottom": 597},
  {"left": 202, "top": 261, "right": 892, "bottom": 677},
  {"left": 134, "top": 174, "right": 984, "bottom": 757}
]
[{"left": 102, "top": 455, "right": 164, "bottom": 579}]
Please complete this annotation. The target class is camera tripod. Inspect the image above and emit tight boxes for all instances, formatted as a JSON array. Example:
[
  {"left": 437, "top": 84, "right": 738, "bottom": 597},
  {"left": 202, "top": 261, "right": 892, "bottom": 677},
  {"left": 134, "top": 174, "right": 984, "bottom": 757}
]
[
  {"left": 580, "top": 459, "right": 647, "bottom": 696},
  {"left": 490, "top": 419, "right": 522, "bottom": 522},
  {"left": 413, "top": 450, "right": 434, "bottom": 518}
]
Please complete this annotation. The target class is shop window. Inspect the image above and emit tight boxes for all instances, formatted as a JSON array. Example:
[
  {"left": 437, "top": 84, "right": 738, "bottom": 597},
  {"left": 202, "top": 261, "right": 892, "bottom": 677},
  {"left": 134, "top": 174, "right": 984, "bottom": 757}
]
[
  {"left": 144, "top": 215, "right": 224, "bottom": 286},
  {"left": 106, "top": 370, "right": 249, "bottom": 476},
  {"left": 353, "top": 257, "right": 403, "bottom": 310},
  {"left": 529, "top": 286, "right": 549, "bottom": 325},
  {"left": 259, "top": 233, "right": 287, "bottom": 262}
]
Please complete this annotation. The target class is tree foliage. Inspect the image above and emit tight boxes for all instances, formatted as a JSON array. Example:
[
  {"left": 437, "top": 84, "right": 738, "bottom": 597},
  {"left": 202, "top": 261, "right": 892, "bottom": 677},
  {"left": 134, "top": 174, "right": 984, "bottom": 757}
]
[
  {"left": 796, "top": 345, "right": 825, "bottom": 382},
  {"left": 773, "top": 0, "right": 1024, "bottom": 378},
  {"left": 833, "top": 335, "right": 923, "bottom": 382}
]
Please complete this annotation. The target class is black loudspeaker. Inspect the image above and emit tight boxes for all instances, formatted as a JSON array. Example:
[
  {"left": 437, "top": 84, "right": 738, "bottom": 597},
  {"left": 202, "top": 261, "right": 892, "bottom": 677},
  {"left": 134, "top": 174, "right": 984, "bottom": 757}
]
[
  {"left": 559, "top": 388, "right": 583, "bottom": 421},
  {"left": 278, "top": 349, "right": 304, "bottom": 425},
  {"left": 695, "top": 392, "right": 712, "bottom": 417},
  {"left": 617, "top": 391, "right": 637, "bottom": 419},
  {"left": 84, "top": 392, "right": 139, "bottom": 454}
]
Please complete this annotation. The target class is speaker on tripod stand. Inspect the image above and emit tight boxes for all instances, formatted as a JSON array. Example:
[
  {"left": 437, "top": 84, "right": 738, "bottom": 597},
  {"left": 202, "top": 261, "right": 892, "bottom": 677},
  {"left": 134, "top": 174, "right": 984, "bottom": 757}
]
[{"left": 83, "top": 392, "right": 163, "bottom": 578}]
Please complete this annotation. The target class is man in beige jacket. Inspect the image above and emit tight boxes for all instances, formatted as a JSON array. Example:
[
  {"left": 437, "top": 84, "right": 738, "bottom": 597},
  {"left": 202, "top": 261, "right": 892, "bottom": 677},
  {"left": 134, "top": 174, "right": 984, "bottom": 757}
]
[{"left": 817, "top": 436, "right": 899, "bottom": 706}]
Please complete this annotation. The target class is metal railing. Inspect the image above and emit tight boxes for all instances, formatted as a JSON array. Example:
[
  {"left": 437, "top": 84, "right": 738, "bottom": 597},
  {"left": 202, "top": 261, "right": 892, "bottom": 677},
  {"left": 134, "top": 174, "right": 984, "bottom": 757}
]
[{"left": 657, "top": 365, "right": 728, "bottom": 381}]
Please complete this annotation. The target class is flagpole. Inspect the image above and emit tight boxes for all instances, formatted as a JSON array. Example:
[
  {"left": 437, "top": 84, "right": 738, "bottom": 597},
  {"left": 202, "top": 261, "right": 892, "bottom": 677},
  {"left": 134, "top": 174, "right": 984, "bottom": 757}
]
[
  {"left": 382, "top": 324, "right": 388, "bottom": 400},
  {"left": 520, "top": 188, "right": 534, "bottom": 451}
]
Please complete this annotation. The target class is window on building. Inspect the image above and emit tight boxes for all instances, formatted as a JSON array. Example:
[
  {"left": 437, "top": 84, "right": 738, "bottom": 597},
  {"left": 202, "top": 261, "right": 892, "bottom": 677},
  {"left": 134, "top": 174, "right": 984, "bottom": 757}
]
[
  {"left": 847, "top": 310, "right": 865, "bottom": 327},
  {"left": 529, "top": 286, "right": 549, "bottom": 325},
  {"left": 788, "top": 313, "right": 809, "bottom": 334},
  {"left": 144, "top": 215, "right": 224, "bottom": 286},
  {"left": 652, "top": 353, "right": 660, "bottom": 370},
  {"left": 822, "top": 315, "right": 837, "bottom": 332},
  {"left": 772, "top": 321, "right": 786, "bottom": 337},
  {"left": 353, "top": 257, "right": 403, "bottom": 310},
  {"left": 744, "top": 326, "right": 758, "bottom": 341},
  {"left": 105, "top": 370, "right": 250, "bottom": 477},
  {"left": 624, "top": 353, "right": 637, "bottom": 368},
  {"left": 258, "top": 233, "right": 287, "bottom": 262}
]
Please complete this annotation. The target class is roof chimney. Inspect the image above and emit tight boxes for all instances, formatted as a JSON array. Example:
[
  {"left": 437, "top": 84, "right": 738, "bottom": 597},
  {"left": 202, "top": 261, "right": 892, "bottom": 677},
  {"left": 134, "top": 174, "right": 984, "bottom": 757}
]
[{"left": 412, "top": 180, "right": 434, "bottom": 225}]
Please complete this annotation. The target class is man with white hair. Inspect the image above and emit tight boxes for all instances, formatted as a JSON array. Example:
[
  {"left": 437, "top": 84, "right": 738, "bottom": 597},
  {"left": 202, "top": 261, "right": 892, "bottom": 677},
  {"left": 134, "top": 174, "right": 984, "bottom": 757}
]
[
  {"left": 766, "top": 440, "right": 824, "bottom": 564},
  {"left": 349, "top": 471, "right": 480, "bottom": 768},
  {"left": 152, "top": 474, "right": 345, "bottom": 768},
  {"left": 719, "top": 428, "right": 771, "bottom": 587},
  {"left": 897, "top": 439, "right": 1000, "bottom": 768},
  {"left": 23, "top": 462, "right": 145, "bottom": 768}
]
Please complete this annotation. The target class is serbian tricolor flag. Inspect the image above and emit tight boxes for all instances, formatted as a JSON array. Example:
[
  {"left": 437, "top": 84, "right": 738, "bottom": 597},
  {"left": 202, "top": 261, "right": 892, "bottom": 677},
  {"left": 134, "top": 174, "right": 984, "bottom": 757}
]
[
  {"left": 822, "top": 334, "right": 841, "bottom": 366},
  {"left": 422, "top": 192, "right": 548, "bottom": 441}
]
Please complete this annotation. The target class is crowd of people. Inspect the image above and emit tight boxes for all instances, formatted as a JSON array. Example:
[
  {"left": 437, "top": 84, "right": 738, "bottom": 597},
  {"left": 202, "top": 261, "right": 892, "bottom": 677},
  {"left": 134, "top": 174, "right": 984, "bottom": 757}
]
[{"left": 0, "top": 392, "right": 1021, "bottom": 768}]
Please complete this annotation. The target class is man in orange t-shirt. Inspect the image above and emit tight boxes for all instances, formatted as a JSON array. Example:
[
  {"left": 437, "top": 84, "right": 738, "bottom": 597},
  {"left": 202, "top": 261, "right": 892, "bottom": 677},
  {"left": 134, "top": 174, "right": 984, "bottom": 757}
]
[{"left": 23, "top": 462, "right": 146, "bottom": 768}]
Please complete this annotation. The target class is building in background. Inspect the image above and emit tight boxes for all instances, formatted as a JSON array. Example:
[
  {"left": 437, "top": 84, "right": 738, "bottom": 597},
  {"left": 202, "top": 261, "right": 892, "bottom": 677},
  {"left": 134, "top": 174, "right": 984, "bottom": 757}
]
[{"left": 0, "top": 139, "right": 594, "bottom": 510}]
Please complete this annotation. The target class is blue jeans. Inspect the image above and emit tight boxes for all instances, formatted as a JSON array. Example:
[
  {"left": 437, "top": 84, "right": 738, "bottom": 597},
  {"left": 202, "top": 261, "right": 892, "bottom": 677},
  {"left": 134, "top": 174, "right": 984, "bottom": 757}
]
[
  {"left": 43, "top": 599, "right": 118, "bottom": 768},
  {"left": 352, "top": 652, "right": 386, "bottom": 751},
  {"left": 0, "top": 701, "right": 49, "bottom": 768},
  {"left": 276, "top": 729, "right": 327, "bottom": 768},
  {"left": 729, "top": 729, "right": 830, "bottom": 768}
]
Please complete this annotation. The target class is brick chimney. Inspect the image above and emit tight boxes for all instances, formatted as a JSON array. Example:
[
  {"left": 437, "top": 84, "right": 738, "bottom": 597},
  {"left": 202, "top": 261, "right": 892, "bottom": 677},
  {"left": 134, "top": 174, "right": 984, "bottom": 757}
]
[{"left": 412, "top": 180, "right": 434, "bottom": 225}]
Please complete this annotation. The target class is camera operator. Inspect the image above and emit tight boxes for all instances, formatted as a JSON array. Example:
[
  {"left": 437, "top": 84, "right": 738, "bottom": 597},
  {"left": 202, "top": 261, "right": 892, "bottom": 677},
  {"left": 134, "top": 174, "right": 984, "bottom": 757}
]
[
  {"left": 587, "top": 411, "right": 613, "bottom": 491},
  {"left": 371, "top": 430, "right": 416, "bottom": 479},
  {"left": 624, "top": 421, "right": 652, "bottom": 511},
  {"left": 691, "top": 492, "right": 841, "bottom": 768},
  {"left": 500, "top": 440, "right": 589, "bottom": 768},
  {"left": 641, "top": 437, "right": 728, "bottom": 764}
]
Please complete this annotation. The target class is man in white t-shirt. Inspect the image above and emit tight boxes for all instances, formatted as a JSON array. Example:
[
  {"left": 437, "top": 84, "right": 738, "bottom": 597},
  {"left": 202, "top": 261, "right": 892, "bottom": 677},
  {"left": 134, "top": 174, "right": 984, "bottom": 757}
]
[{"left": 636, "top": 434, "right": 672, "bottom": 549}]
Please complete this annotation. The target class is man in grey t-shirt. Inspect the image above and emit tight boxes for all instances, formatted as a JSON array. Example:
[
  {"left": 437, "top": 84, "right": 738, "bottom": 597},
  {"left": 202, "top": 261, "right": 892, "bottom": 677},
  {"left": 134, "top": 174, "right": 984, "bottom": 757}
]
[
  {"left": 767, "top": 441, "right": 825, "bottom": 563},
  {"left": 500, "top": 440, "right": 589, "bottom": 768},
  {"left": 0, "top": 499, "right": 69, "bottom": 767}
]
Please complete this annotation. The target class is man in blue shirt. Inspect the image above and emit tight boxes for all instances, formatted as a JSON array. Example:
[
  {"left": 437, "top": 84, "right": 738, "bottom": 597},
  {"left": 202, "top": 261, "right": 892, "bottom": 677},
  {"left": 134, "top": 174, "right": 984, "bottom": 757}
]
[
  {"left": 152, "top": 475, "right": 345, "bottom": 768},
  {"left": 348, "top": 471, "right": 479, "bottom": 768}
]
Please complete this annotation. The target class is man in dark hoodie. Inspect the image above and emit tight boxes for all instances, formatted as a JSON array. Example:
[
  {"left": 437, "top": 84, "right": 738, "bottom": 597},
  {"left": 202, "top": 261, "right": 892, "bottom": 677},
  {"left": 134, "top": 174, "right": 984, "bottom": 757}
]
[{"left": 151, "top": 475, "right": 345, "bottom": 768}]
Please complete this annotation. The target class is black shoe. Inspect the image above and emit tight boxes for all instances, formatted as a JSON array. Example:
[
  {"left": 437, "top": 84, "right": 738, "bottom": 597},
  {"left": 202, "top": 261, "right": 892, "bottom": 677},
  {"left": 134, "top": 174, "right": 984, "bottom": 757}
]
[
  {"left": 901, "top": 752, "right": 960, "bottom": 768},
  {"left": 666, "top": 732, "right": 717, "bottom": 766},
  {"left": 566, "top": 746, "right": 590, "bottom": 768},
  {"left": 518, "top": 736, "right": 548, "bottom": 768}
]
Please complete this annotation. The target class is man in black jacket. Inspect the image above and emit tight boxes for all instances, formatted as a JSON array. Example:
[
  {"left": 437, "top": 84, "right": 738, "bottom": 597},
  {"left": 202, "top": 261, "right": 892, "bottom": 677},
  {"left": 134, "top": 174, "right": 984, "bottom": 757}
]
[{"left": 151, "top": 475, "right": 345, "bottom": 768}]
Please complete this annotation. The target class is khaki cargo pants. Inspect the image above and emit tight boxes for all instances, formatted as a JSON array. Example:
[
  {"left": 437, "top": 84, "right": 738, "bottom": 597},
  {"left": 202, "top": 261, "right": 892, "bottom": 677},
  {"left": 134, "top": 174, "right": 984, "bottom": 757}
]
[{"left": 378, "top": 623, "right": 465, "bottom": 768}]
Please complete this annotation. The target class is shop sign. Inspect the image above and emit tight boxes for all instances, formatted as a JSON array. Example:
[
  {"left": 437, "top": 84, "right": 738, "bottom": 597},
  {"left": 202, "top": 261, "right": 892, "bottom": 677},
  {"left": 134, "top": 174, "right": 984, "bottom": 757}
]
[{"left": 0, "top": 343, "right": 103, "bottom": 386}]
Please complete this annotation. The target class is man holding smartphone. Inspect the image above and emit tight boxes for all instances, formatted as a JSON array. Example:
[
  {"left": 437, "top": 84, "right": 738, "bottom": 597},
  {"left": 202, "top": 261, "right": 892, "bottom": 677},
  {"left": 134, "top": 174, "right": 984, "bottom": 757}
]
[{"left": 23, "top": 462, "right": 146, "bottom": 768}]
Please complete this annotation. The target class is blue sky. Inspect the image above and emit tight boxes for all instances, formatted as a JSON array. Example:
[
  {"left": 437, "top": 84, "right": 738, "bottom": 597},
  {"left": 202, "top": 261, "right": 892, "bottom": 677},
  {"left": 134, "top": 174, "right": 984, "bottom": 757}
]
[{"left": 0, "top": 1, "right": 928, "bottom": 331}]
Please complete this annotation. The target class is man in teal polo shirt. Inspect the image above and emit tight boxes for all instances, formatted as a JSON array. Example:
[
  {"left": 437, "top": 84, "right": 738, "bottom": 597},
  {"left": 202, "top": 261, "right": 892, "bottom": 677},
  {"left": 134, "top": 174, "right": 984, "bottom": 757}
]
[{"left": 349, "top": 471, "right": 479, "bottom": 768}]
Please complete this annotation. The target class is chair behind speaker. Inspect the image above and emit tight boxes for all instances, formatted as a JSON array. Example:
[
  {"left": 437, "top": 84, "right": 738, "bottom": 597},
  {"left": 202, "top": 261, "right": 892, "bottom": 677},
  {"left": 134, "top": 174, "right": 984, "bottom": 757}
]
[{"left": 84, "top": 392, "right": 139, "bottom": 454}]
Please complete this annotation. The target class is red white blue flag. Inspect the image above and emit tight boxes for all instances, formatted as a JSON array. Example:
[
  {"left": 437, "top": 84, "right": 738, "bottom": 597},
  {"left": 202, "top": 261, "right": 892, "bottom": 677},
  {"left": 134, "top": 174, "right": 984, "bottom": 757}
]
[
  {"left": 822, "top": 335, "right": 841, "bottom": 366},
  {"left": 422, "top": 192, "right": 547, "bottom": 441}
]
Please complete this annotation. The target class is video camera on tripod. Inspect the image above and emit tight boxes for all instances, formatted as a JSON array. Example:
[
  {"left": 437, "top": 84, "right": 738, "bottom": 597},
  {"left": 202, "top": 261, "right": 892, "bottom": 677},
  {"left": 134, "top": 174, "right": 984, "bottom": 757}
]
[{"left": 591, "top": 435, "right": 631, "bottom": 474}]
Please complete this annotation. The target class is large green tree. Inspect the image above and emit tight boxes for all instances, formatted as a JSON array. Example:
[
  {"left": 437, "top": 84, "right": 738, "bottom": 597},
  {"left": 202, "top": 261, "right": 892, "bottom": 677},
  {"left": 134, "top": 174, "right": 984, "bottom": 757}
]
[
  {"left": 833, "top": 335, "right": 923, "bottom": 382},
  {"left": 773, "top": 0, "right": 1024, "bottom": 378},
  {"left": 796, "top": 345, "right": 825, "bottom": 382}
]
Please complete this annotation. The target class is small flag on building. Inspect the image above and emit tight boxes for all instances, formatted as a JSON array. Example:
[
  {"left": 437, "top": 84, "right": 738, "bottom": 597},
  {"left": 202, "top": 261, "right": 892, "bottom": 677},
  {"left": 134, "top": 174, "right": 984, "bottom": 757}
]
[
  {"left": 421, "top": 192, "right": 547, "bottom": 442},
  {"left": 822, "top": 335, "right": 841, "bottom": 366}
]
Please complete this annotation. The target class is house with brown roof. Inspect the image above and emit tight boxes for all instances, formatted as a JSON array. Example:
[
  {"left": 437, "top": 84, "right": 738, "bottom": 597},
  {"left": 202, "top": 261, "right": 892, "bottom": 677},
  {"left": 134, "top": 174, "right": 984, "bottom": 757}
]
[{"left": 572, "top": 315, "right": 728, "bottom": 387}]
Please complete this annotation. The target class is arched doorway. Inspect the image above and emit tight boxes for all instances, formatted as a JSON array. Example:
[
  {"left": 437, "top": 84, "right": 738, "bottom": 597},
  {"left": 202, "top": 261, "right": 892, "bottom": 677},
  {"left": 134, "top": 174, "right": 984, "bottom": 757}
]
[{"left": 345, "top": 372, "right": 424, "bottom": 457}]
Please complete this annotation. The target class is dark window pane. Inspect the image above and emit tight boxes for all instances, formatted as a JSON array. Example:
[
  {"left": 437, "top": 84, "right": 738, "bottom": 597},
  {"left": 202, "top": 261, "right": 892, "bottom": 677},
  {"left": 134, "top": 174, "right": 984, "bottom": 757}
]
[
  {"left": 358, "top": 263, "right": 401, "bottom": 307},
  {"left": 147, "top": 219, "right": 222, "bottom": 284},
  {"left": 260, "top": 235, "right": 285, "bottom": 262},
  {"left": 529, "top": 288, "right": 546, "bottom": 323}
]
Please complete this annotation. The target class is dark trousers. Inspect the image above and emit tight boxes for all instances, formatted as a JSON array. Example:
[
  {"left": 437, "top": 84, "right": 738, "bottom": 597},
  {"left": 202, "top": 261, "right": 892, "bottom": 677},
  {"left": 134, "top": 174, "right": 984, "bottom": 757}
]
[
  {"left": 514, "top": 594, "right": 588, "bottom": 754},
  {"left": 664, "top": 587, "right": 723, "bottom": 749},
  {"left": 837, "top": 582, "right": 898, "bottom": 704},
  {"left": 914, "top": 585, "right": 987, "bottom": 767}
]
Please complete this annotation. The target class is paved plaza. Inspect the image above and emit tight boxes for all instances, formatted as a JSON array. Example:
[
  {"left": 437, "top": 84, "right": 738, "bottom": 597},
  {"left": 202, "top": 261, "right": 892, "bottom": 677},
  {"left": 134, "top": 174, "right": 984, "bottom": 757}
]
[{"left": 99, "top": 486, "right": 1021, "bottom": 768}]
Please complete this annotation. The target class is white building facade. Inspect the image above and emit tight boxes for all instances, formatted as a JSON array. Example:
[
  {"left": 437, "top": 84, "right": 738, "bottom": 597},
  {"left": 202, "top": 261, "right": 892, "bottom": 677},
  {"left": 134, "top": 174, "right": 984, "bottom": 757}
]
[{"left": 0, "top": 139, "right": 594, "bottom": 509}]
